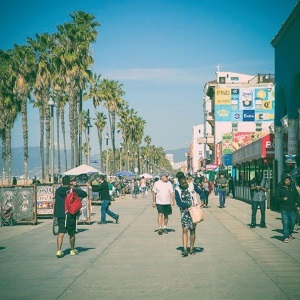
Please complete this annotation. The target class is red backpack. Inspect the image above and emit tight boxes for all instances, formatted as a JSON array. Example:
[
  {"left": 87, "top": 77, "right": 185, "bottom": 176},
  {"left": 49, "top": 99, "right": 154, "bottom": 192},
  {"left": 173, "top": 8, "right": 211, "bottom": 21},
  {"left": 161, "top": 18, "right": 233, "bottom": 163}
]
[{"left": 65, "top": 190, "right": 82, "bottom": 215}]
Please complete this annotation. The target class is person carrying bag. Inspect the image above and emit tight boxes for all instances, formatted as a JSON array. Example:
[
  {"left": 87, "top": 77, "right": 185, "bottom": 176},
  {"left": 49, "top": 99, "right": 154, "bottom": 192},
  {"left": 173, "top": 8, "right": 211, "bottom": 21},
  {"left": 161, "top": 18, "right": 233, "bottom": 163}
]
[{"left": 175, "top": 172, "right": 204, "bottom": 257}]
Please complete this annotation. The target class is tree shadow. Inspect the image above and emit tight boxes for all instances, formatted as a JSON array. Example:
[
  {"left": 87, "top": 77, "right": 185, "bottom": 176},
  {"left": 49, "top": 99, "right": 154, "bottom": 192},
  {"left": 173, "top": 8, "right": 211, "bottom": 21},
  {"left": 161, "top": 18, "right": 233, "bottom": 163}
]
[{"left": 154, "top": 228, "right": 176, "bottom": 233}]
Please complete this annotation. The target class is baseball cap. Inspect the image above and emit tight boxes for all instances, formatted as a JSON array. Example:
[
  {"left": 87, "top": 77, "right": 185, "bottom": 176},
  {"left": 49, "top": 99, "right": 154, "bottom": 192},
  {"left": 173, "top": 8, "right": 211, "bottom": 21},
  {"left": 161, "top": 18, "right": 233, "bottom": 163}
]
[{"left": 160, "top": 172, "right": 169, "bottom": 177}]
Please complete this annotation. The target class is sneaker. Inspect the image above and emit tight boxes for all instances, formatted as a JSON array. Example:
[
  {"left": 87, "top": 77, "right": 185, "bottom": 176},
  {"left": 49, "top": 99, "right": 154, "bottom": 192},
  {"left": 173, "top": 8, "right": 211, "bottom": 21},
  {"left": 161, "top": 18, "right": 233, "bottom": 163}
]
[
  {"left": 115, "top": 215, "right": 119, "bottom": 224},
  {"left": 163, "top": 228, "right": 168, "bottom": 234},
  {"left": 158, "top": 228, "right": 163, "bottom": 235},
  {"left": 181, "top": 250, "right": 188, "bottom": 257},
  {"left": 70, "top": 249, "right": 78, "bottom": 255},
  {"left": 56, "top": 250, "right": 63, "bottom": 258},
  {"left": 283, "top": 238, "right": 289, "bottom": 243}
]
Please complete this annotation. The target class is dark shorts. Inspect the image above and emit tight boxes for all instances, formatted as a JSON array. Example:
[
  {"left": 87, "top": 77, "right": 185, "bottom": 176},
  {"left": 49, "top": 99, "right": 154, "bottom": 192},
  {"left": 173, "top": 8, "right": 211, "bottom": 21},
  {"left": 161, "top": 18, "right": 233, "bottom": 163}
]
[
  {"left": 156, "top": 204, "right": 172, "bottom": 216},
  {"left": 57, "top": 215, "right": 76, "bottom": 236}
]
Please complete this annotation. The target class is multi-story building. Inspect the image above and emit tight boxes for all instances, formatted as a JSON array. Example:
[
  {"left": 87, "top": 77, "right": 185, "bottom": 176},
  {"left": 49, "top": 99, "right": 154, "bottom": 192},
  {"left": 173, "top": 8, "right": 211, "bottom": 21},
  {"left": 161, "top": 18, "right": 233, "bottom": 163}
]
[{"left": 203, "top": 70, "right": 275, "bottom": 166}]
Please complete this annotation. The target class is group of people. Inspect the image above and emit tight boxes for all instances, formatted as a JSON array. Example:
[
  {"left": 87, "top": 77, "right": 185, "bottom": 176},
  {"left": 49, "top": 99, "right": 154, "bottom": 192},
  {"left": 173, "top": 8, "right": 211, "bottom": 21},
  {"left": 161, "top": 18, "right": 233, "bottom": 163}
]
[{"left": 53, "top": 166, "right": 300, "bottom": 259}]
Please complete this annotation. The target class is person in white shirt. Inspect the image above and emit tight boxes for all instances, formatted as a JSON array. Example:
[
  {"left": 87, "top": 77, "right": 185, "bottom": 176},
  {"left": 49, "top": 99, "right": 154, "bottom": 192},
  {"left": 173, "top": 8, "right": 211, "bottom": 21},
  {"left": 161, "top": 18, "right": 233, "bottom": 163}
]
[{"left": 152, "top": 173, "right": 175, "bottom": 235}]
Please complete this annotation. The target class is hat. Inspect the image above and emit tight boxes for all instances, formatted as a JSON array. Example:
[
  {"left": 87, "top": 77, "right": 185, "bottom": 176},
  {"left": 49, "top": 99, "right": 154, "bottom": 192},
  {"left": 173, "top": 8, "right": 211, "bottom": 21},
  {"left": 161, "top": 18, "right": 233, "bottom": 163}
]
[
  {"left": 70, "top": 177, "right": 77, "bottom": 182},
  {"left": 160, "top": 172, "right": 169, "bottom": 177}
]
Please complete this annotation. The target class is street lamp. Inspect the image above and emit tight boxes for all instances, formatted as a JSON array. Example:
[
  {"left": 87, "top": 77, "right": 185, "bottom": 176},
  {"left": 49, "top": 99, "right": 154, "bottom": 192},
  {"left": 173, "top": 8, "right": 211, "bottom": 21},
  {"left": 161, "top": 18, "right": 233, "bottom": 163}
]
[
  {"left": 48, "top": 96, "right": 55, "bottom": 183},
  {"left": 105, "top": 133, "right": 109, "bottom": 175},
  {"left": 85, "top": 109, "right": 93, "bottom": 165}
]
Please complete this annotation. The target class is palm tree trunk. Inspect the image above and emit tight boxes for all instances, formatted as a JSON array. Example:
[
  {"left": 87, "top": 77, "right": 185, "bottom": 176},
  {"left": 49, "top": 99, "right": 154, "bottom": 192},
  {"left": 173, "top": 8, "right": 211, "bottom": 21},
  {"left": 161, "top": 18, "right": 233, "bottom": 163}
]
[{"left": 21, "top": 97, "right": 29, "bottom": 184}]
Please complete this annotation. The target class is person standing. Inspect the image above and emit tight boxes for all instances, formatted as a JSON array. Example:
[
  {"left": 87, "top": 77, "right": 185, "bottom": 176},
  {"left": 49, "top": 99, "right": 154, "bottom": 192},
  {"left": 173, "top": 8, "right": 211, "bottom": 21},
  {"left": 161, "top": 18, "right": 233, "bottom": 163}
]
[
  {"left": 216, "top": 173, "right": 228, "bottom": 208},
  {"left": 97, "top": 175, "right": 119, "bottom": 224},
  {"left": 249, "top": 172, "right": 268, "bottom": 228},
  {"left": 53, "top": 176, "right": 89, "bottom": 258},
  {"left": 175, "top": 172, "right": 204, "bottom": 257},
  {"left": 140, "top": 176, "right": 147, "bottom": 198},
  {"left": 275, "top": 174, "right": 300, "bottom": 243},
  {"left": 227, "top": 175, "right": 235, "bottom": 198},
  {"left": 152, "top": 173, "right": 174, "bottom": 235},
  {"left": 201, "top": 177, "right": 210, "bottom": 208}
]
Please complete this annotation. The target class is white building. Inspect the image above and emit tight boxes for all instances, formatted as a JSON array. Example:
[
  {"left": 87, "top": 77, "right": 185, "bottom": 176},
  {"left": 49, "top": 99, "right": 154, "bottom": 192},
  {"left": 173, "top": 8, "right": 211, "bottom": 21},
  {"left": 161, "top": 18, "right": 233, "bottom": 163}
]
[{"left": 203, "top": 70, "right": 275, "bottom": 164}]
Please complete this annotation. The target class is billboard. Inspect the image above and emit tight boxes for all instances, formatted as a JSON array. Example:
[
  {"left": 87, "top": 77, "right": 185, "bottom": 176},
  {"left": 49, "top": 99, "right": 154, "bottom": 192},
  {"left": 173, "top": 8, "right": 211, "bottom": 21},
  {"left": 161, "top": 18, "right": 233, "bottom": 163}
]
[{"left": 215, "top": 87, "right": 274, "bottom": 122}]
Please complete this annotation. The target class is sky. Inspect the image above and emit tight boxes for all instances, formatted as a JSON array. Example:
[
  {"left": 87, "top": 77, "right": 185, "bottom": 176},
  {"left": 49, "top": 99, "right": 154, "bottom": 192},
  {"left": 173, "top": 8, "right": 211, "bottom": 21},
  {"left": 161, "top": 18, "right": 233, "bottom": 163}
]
[{"left": 0, "top": 0, "right": 298, "bottom": 153}]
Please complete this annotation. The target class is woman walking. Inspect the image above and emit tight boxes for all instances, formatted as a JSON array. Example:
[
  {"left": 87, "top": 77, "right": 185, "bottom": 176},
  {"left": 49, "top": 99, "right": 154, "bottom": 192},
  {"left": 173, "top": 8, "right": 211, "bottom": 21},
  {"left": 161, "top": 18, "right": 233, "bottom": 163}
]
[
  {"left": 201, "top": 177, "right": 210, "bottom": 207},
  {"left": 175, "top": 172, "right": 204, "bottom": 257}
]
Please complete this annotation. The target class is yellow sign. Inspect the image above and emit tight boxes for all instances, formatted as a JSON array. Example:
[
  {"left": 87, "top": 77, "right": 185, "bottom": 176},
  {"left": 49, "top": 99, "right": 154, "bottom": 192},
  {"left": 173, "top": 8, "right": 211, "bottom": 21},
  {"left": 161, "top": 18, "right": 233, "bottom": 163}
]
[
  {"left": 215, "top": 89, "right": 231, "bottom": 105},
  {"left": 261, "top": 100, "right": 272, "bottom": 110}
]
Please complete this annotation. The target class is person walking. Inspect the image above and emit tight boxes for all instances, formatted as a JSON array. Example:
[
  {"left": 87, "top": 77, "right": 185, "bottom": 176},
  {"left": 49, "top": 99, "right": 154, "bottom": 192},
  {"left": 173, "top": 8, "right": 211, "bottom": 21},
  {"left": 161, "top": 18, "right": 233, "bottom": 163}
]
[
  {"left": 97, "top": 175, "right": 119, "bottom": 224},
  {"left": 140, "top": 176, "right": 147, "bottom": 198},
  {"left": 275, "top": 174, "right": 300, "bottom": 243},
  {"left": 152, "top": 173, "right": 174, "bottom": 235},
  {"left": 201, "top": 177, "right": 210, "bottom": 207},
  {"left": 175, "top": 172, "right": 204, "bottom": 257},
  {"left": 249, "top": 172, "right": 268, "bottom": 228},
  {"left": 53, "top": 176, "right": 89, "bottom": 258},
  {"left": 216, "top": 173, "right": 228, "bottom": 208}
]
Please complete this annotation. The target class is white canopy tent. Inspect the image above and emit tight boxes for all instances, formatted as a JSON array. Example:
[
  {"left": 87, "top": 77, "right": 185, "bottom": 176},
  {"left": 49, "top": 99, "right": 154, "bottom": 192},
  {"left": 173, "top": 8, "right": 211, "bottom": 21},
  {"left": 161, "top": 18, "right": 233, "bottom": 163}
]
[
  {"left": 139, "top": 173, "right": 153, "bottom": 179},
  {"left": 63, "top": 164, "right": 103, "bottom": 176}
]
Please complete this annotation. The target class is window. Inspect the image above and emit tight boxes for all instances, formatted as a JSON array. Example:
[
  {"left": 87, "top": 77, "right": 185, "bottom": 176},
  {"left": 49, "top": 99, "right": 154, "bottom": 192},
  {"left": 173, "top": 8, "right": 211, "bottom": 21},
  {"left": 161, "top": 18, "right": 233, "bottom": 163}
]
[
  {"left": 232, "top": 123, "right": 238, "bottom": 132},
  {"left": 231, "top": 77, "right": 239, "bottom": 81},
  {"left": 219, "top": 77, "right": 226, "bottom": 84},
  {"left": 256, "top": 122, "right": 262, "bottom": 132}
]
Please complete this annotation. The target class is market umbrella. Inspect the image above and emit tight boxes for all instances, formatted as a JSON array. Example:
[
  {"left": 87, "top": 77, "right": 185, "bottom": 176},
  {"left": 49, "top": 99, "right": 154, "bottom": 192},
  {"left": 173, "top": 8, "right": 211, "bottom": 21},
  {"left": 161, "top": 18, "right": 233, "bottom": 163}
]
[
  {"left": 140, "top": 173, "right": 153, "bottom": 179},
  {"left": 63, "top": 164, "right": 103, "bottom": 176},
  {"left": 115, "top": 170, "right": 135, "bottom": 177}
]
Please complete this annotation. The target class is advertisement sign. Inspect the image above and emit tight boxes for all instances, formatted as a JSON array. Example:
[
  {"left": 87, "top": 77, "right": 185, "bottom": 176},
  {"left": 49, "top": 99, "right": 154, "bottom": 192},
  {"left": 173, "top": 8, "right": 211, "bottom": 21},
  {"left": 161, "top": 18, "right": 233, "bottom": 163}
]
[
  {"left": 214, "top": 87, "right": 275, "bottom": 122},
  {"left": 222, "top": 133, "right": 232, "bottom": 154}
]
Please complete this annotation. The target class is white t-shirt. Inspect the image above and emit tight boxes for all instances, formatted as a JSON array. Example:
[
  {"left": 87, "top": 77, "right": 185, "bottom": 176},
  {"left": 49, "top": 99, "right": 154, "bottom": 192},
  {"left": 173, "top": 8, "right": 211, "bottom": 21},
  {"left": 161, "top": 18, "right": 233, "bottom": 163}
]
[{"left": 152, "top": 180, "right": 174, "bottom": 205}]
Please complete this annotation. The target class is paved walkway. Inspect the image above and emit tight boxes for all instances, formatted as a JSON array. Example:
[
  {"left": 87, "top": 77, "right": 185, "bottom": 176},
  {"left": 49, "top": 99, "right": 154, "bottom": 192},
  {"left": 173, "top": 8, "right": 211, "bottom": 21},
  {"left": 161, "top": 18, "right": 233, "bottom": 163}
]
[{"left": 0, "top": 193, "right": 300, "bottom": 300}]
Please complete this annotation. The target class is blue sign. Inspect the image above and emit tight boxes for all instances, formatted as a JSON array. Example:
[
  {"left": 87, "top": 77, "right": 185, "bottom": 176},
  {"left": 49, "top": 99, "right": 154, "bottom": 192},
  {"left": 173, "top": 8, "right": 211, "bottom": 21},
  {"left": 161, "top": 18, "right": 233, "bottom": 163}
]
[{"left": 243, "top": 110, "right": 255, "bottom": 122}]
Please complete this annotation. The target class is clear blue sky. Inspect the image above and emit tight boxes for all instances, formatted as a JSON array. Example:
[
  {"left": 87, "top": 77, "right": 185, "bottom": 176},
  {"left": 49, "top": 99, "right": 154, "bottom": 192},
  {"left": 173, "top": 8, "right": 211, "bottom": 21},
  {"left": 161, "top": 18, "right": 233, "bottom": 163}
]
[{"left": 1, "top": 0, "right": 298, "bottom": 152}]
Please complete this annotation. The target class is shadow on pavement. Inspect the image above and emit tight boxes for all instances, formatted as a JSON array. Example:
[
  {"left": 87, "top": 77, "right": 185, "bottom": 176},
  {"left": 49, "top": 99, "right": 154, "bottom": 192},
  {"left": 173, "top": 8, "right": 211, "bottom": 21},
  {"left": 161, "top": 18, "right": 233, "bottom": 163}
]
[{"left": 0, "top": 246, "right": 5, "bottom": 250}]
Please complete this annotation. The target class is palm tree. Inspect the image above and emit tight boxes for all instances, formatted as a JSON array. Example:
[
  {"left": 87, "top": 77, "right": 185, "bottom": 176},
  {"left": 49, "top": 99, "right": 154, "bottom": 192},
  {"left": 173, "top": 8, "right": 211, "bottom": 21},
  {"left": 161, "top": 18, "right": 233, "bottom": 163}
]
[
  {"left": 98, "top": 79, "right": 125, "bottom": 174},
  {"left": 93, "top": 112, "right": 107, "bottom": 171}
]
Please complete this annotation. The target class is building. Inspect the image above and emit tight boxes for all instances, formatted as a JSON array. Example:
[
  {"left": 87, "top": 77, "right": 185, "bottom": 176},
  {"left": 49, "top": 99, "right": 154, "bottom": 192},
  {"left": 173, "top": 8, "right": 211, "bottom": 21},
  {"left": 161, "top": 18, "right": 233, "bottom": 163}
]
[
  {"left": 203, "top": 70, "right": 275, "bottom": 168},
  {"left": 271, "top": 1, "right": 300, "bottom": 180}
]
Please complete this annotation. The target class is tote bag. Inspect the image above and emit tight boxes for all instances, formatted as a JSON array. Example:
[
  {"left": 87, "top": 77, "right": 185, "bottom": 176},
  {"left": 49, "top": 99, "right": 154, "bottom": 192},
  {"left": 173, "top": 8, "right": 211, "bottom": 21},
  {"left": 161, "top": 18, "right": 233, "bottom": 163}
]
[{"left": 188, "top": 205, "right": 204, "bottom": 223}]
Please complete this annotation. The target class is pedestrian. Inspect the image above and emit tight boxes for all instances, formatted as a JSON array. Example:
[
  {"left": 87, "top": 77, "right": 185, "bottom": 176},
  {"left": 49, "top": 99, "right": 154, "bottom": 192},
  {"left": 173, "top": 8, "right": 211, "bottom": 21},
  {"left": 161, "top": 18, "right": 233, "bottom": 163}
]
[
  {"left": 227, "top": 175, "right": 235, "bottom": 198},
  {"left": 97, "top": 175, "right": 119, "bottom": 224},
  {"left": 152, "top": 172, "right": 174, "bottom": 235},
  {"left": 201, "top": 177, "right": 210, "bottom": 207},
  {"left": 140, "top": 176, "right": 147, "bottom": 198},
  {"left": 175, "top": 171, "right": 204, "bottom": 257},
  {"left": 275, "top": 173, "right": 300, "bottom": 243},
  {"left": 249, "top": 172, "right": 268, "bottom": 228},
  {"left": 120, "top": 177, "right": 126, "bottom": 199},
  {"left": 216, "top": 173, "right": 228, "bottom": 208},
  {"left": 12, "top": 177, "right": 17, "bottom": 185},
  {"left": 53, "top": 176, "right": 89, "bottom": 258}
]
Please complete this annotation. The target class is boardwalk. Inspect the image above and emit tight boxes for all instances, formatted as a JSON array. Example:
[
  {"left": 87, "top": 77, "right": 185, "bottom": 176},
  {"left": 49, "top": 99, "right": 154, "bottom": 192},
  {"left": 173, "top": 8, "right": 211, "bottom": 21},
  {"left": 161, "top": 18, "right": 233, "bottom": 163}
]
[{"left": 0, "top": 194, "right": 300, "bottom": 300}]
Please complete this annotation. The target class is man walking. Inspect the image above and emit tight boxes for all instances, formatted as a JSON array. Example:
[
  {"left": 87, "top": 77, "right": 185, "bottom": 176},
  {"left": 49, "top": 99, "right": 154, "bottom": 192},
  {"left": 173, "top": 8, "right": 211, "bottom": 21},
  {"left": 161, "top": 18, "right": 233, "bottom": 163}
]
[
  {"left": 216, "top": 173, "right": 228, "bottom": 208},
  {"left": 275, "top": 174, "right": 300, "bottom": 243},
  {"left": 97, "top": 175, "right": 119, "bottom": 224},
  {"left": 53, "top": 176, "right": 89, "bottom": 258},
  {"left": 152, "top": 173, "right": 174, "bottom": 235},
  {"left": 249, "top": 172, "right": 268, "bottom": 228}
]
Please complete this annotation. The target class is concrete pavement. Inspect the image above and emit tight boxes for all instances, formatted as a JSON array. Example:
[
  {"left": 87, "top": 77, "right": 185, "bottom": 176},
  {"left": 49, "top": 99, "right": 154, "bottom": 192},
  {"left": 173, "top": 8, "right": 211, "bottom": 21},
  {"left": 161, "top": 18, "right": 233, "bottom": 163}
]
[{"left": 0, "top": 193, "right": 300, "bottom": 300}]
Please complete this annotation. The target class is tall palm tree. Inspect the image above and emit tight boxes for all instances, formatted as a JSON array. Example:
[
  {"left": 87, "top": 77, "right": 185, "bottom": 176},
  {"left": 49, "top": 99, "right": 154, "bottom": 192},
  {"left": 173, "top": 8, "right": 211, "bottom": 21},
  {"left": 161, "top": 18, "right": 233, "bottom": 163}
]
[
  {"left": 93, "top": 112, "right": 107, "bottom": 171},
  {"left": 98, "top": 79, "right": 125, "bottom": 174},
  {"left": 10, "top": 44, "right": 36, "bottom": 184}
]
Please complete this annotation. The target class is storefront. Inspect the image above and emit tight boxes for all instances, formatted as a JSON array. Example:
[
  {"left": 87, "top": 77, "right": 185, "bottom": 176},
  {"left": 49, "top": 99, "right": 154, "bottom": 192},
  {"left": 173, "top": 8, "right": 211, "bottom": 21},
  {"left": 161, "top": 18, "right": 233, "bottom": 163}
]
[{"left": 232, "top": 134, "right": 278, "bottom": 209}]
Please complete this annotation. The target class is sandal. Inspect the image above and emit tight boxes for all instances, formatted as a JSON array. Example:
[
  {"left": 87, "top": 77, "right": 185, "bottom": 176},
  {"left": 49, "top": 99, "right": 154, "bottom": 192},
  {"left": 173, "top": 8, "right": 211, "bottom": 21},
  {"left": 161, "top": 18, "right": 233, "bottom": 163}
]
[
  {"left": 190, "top": 249, "right": 196, "bottom": 255},
  {"left": 181, "top": 250, "right": 188, "bottom": 257}
]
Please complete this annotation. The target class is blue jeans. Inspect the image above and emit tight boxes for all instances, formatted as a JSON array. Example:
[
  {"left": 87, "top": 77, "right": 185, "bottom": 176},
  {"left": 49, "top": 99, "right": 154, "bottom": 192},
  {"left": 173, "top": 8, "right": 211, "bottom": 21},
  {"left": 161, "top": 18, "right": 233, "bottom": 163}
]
[
  {"left": 281, "top": 210, "right": 296, "bottom": 239},
  {"left": 218, "top": 190, "right": 226, "bottom": 207},
  {"left": 101, "top": 200, "right": 118, "bottom": 223},
  {"left": 251, "top": 201, "right": 266, "bottom": 226}
]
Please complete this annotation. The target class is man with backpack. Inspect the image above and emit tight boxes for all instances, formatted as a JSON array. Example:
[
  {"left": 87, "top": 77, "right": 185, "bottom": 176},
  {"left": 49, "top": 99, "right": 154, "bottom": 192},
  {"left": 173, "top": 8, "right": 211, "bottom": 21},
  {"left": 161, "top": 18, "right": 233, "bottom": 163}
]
[{"left": 53, "top": 176, "right": 89, "bottom": 258}]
